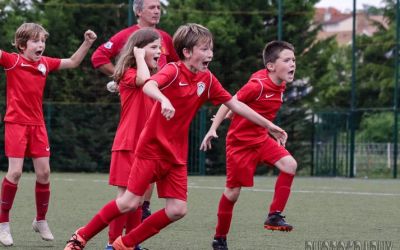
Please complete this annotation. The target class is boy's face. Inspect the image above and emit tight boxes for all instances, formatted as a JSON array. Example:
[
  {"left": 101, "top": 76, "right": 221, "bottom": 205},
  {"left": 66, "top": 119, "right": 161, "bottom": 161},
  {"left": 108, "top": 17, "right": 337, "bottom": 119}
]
[
  {"left": 138, "top": 0, "right": 161, "bottom": 27},
  {"left": 143, "top": 38, "right": 161, "bottom": 70},
  {"left": 21, "top": 32, "right": 46, "bottom": 62},
  {"left": 267, "top": 49, "right": 296, "bottom": 84},
  {"left": 184, "top": 40, "right": 213, "bottom": 73}
]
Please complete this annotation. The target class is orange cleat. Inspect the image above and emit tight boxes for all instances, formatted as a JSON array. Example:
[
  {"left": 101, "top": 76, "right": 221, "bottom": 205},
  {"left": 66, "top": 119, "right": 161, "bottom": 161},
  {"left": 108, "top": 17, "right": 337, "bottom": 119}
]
[
  {"left": 64, "top": 228, "right": 87, "bottom": 250},
  {"left": 264, "top": 212, "right": 293, "bottom": 232},
  {"left": 112, "top": 236, "right": 134, "bottom": 250}
]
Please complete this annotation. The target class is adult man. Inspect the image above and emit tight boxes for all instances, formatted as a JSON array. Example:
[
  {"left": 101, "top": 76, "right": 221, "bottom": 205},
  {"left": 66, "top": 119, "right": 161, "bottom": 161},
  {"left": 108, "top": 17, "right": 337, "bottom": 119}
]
[{"left": 91, "top": 0, "right": 178, "bottom": 75}]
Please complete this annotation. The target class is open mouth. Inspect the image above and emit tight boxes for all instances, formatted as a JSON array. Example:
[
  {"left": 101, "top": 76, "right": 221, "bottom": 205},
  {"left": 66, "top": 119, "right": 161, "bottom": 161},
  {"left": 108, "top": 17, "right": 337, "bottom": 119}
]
[
  {"left": 202, "top": 61, "right": 210, "bottom": 67},
  {"left": 35, "top": 50, "right": 43, "bottom": 56}
]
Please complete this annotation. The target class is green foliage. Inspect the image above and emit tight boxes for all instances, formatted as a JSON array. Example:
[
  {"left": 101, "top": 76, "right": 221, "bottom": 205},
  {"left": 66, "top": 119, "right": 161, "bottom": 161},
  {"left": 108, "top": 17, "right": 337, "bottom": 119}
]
[{"left": 356, "top": 112, "right": 394, "bottom": 142}]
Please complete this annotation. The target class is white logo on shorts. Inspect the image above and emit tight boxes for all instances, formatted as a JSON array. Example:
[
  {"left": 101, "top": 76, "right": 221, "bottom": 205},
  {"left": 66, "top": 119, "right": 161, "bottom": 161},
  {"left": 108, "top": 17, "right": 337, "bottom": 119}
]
[
  {"left": 104, "top": 41, "right": 113, "bottom": 49},
  {"left": 45, "top": 146, "right": 50, "bottom": 151}
]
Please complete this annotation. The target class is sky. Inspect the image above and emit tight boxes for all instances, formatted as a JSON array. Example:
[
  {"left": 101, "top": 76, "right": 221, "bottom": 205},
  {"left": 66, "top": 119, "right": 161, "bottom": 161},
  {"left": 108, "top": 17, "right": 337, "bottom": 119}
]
[{"left": 315, "top": 0, "right": 386, "bottom": 12}]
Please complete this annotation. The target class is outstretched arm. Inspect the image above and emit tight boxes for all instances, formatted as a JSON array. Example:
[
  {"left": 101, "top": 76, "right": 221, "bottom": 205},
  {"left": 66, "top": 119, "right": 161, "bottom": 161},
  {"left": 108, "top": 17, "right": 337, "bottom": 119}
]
[
  {"left": 143, "top": 80, "right": 175, "bottom": 120},
  {"left": 199, "top": 104, "right": 230, "bottom": 151},
  {"left": 59, "top": 30, "right": 97, "bottom": 70}
]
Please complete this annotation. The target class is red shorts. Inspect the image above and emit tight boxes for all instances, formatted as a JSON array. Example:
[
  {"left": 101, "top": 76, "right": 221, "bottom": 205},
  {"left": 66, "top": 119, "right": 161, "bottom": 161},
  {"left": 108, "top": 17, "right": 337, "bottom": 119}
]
[
  {"left": 5, "top": 123, "right": 50, "bottom": 158},
  {"left": 127, "top": 157, "right": 187, "bottom": 201},
  {"left": 109, "top": 150, "right": 135, "bottom": 187},
  {"left": 226, "top": 136, "right": 290, "bottom": 188}
]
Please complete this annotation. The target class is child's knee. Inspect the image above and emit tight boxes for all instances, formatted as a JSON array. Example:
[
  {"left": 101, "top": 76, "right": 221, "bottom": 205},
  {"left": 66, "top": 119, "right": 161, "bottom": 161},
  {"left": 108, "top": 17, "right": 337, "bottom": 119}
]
[
  {"left": 6, "top": 171, "right": 22, "bottom": 183},
  {"left": 166, "top": 204, "right": 187, "bottom": 220},
  {"left": 36, "top": 168, "right": 50, "bottom": 181}
]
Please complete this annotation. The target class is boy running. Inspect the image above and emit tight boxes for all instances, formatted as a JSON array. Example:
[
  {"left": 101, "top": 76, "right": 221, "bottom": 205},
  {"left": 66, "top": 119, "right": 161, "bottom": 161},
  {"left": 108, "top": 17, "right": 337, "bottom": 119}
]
[
  {"left": 64, "top": 23, "right": 286, "bottom": 250},
  {"left": 200, "top": 41, "right": 297, "bottom": 250},
  {"left": 0, "top": 23, "right": 96, "bottom": 246}
]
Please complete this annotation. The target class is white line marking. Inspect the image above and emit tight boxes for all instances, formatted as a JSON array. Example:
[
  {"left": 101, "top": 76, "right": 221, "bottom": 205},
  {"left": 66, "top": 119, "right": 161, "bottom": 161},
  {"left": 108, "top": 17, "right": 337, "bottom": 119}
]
[{"left": 22, "top": 177, "right": 400, "bottom": 197}]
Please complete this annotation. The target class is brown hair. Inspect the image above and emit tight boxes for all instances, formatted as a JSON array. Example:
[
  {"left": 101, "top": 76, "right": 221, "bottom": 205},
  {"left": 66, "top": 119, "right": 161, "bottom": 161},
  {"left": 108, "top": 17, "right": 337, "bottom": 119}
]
[
  {"left": 113, "top": 28, "right": 160, "bottom": 83},
  {"left": 173, "top": 23, "right": 213, "bottom": 60},
  {"left": 262, "top": 41, "right": 295, "bottom": 67},
  {"left": 13, "top": 23, "right": 49, "bottom": 53}
]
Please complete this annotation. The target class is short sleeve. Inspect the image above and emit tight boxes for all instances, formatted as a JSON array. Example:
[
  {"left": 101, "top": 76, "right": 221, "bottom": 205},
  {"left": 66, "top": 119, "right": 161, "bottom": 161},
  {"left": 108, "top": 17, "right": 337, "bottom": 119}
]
[
  {"left": 148, "top": 63, "right": 178, "bottom": 89},
  {"left": 236, "top": 78, "right": 263, "bottom": 104},
  {"left": 119, "top": 68, "right": 137, "bottom": 88},
  {"left": 44, "top": 56, "right": 61, "bottom": 72},
  {"left": 0, "top": 51, "right": 18, "bottom": 69},
  {"left": 208, "top": 74, "right": 232, "bottom": 105}
]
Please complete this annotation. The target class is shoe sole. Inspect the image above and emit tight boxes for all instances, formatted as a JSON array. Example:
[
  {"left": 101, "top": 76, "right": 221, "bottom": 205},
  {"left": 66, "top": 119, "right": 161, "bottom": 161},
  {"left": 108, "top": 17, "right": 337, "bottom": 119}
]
[
  {"left": 0, "top": 241, "right": 13, "bottom": 247},
  {"left": 264, "top": 225, "right": 293, "bottom": 232}
]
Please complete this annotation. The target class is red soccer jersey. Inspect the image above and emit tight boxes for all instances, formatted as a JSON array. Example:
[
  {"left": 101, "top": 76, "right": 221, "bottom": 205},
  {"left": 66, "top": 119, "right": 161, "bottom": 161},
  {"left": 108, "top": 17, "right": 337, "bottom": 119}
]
[
  {"left": 135, "top": 62, "right": 232, "bottom": 164},
  {"left": 227, "top": 69, "right": 286, "bottom": 147},
  {"left": 111, "top": 68, "right": 155, "bottom": 151},
  {"left": 0, "top": 51, "right": 61, "bottom": 125},
  {"left": 91, "top": 25, "right": 178, "bottom": 69}
]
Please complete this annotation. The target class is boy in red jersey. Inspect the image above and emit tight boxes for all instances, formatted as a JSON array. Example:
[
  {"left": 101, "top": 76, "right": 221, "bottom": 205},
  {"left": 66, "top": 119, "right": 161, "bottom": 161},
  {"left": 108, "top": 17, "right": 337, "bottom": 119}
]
[
  {"left": 200, "top": 41, "right": 297, "bottom": 250},
  {"left": 105, "top": 28, "right": 161, "bottom": 250},
  {"left": 0, "top": 23, "right": 96, "bottom": 246},
  {"left": 64, "top": 23, "right": 287, "bottom": 250}
]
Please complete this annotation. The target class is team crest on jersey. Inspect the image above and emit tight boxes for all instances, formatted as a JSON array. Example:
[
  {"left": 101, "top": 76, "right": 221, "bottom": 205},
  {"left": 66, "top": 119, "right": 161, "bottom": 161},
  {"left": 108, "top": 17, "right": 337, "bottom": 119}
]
[
  {"left": 37, "top": 63, "right": 46, "bottom": 76},
  {"left": 197, "top": 82, "right": 205, "bottom": 96},
  {"left": 104, "top": 41, "right": 113, "bottom": 49}
]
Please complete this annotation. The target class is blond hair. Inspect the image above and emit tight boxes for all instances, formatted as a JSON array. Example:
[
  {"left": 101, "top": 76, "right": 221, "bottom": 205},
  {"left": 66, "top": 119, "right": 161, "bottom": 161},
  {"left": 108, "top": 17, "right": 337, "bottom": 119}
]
[{"left": 13, "top": 23, "right": 49, "bottom": 53}]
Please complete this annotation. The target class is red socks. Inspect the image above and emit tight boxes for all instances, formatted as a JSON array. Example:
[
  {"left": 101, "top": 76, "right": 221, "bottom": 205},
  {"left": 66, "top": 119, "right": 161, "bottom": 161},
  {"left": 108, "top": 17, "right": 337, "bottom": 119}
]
[
  {"left": 79, "top": 200, "right": 123, "bottom": 241},
  {"left": 35, "top": 181, "right": 50, "bottom": 221},
  {"left": 125, "top": 206, "right": 142, "bottom": 233},
  {"left": 215, "top": 194, "right": 235, "bottom": 238},
  {"left": 269, "top": 171, "right": 294, "bottom": 214},
  {"left": 121, "top": 208, "right": 172, "bottom": 247},
  {"left": 108, "top": 213, "right": 128, "bottom": 243},
  {"left": 0, "top": 178, "right": 18, "bottom": 223},
  {"left": 108, "top": 206, "right": 142, "bottom": 243}
]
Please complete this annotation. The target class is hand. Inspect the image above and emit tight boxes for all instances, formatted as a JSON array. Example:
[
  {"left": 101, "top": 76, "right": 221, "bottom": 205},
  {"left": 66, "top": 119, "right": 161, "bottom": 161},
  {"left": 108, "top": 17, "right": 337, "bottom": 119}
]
[
  {"left": 106, "top": 80, "right": 119, "bottom": 93},
  {"left": 84, "top": 30, "right": 97, "bottom": 44},
  {"left": 160, "top": 99, "right": 175, "bottom": 120},
  {"left": 199, "top": 130, "right": 218, "bottom": 151},
  {"left": 268, "top": 124, "right": 287, "bottom": 147},
  {"left": 133, "top": 47, "right": 146, "bottom": 59}
]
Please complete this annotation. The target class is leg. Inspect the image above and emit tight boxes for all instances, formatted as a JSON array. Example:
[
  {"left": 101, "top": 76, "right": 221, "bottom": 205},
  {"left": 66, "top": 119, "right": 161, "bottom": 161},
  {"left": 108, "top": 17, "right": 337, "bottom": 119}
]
[
  {"left": 212, "top": 187, "right": 241, "bottom": 250},
  {"left": 0, "top": 158, "right": 23, "bottom": 246},
  {"left": 116, "top": 198, "right": 186, "bottom": 248},
  {"left": 141, "top": 183, "right": 154, "bottom": 221},
  {"left": 31, "top": 157, "right": 54, "bottom": 241},
  {"left": 64, "top": 190, "right": 141, "bottom": 250},
  {"left": 265, "top": 155, "right": 297, "bottom": 231},
  {"left": 108, "top": 187, "right": 128, "bottom": 245},
  {"left": 1, "top": 158, "right": 24, "bottom": 222}
]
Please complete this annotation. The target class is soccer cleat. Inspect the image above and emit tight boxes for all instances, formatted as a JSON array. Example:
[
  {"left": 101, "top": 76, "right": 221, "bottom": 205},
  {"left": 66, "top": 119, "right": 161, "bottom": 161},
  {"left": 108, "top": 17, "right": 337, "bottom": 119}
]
[
  {"left": 264, "top": 212, "right": 293, "bottom": 232},
  {"left": 32, "top": 219, "right": 54, "bottom": 241},
  {"left": 212, "top": 237, "right": 228, "bottom": 250},
  {"left": 64, "top": 228, "right": 87, "bottom": 250},
  {"left": 141, "top": 202, "right": 151, "bottom": 221},
  {"left": 112, "top": 236, "right": 134, "bottom": 250},
  {"left": 0, "top": 222, "right": 13, "bottom": 246}
]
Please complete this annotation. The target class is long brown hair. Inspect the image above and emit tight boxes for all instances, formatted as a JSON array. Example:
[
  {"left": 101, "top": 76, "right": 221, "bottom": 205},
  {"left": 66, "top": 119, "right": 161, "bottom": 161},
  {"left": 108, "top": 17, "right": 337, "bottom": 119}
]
[{"left": 113, "top": 28, "right": 160, "bottom": 83}]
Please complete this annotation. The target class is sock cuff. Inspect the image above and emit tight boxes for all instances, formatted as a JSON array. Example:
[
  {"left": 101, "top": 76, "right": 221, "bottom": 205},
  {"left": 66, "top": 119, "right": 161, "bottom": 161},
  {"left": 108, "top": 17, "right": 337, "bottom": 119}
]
[{"left": 3, "top": 178, "right": 17, "bottom": 188}]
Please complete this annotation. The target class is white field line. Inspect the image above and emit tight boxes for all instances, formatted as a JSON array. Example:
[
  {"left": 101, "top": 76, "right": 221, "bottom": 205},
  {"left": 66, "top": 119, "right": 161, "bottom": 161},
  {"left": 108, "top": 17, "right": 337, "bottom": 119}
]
[{"left": 41, "top": 177, "right": 400, "bottom": 197}]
